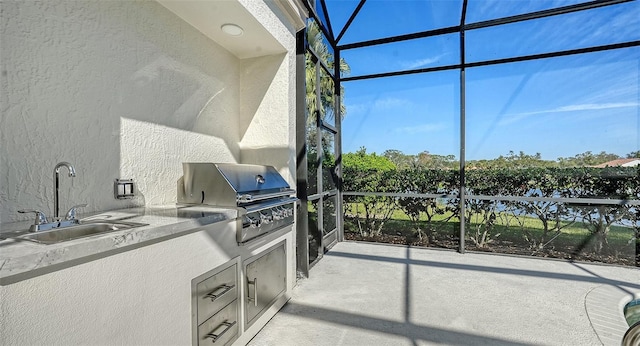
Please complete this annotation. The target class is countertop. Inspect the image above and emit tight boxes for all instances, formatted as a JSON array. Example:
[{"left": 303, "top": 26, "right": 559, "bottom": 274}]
[{"left": 0, "top": 205, "right": 238, "bottom": 285}]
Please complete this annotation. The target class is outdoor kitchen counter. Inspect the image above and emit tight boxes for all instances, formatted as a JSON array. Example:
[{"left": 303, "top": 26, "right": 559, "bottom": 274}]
[{"left": 0, "top": 205, "right": 238, "bottom": 285}]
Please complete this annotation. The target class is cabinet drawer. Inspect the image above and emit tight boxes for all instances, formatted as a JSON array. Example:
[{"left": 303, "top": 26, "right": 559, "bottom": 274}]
[
  {"left": 197, "top": 264, "right": 238, "bottom": 323},
  {"left": 197, "top": 301, "right": 238, "bottom": 346}
]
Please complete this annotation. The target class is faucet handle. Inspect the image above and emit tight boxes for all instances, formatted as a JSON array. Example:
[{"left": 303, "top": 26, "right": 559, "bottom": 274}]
[
  {"left": 18, "top": 209, "right": 49, "bottom": 225},
  {"left": 65, "top": 204, "right": 88, "bottom": 221}
]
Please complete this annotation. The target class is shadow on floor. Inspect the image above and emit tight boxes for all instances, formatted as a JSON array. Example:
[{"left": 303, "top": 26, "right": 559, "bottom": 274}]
[
  {"left": 326, "top": 249, "right": 640, "bottom": 290},
  {"left": 251, "top": 243, "right": 639, "bottom": 345},
  {"left": 279, "top": 301, "right": 536, "bottom": 346}
]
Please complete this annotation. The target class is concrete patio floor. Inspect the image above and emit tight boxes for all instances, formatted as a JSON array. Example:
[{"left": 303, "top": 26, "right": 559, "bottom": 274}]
[{"left": 248, "top": 241, "right": 640, "bottom": 346}]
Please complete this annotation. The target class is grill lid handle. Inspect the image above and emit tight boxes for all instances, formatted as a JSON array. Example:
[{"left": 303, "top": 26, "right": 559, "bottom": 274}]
[{"left": 237, "top": 189, "right": 296, "bottom": 204}]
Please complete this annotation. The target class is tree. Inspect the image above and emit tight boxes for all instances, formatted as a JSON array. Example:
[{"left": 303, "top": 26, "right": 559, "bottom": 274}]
[
  {"left": 464, "top": 169, "right": 521, "bottom": 248},
  {"left": 627, "top": 151, "right": 640, "bottom": 159},
  {"left": 570, "top": 167, "right": 635, "bottom": 254},
  {"left": 512, "top": 168, "right": 578, "bottom": 251},
  {"left": 305, "top": 20, "right": 350, "bottom": 192},
  {"left": 343, "top": 148, "right": 398, "bottom": 236},
  {"left": 344, "top": 147, "right": 396, "bottom": 171},
  {"left": 305, "top": 20, "right": 349, "bottom": 123},
  {"left": 468, "top": 151, "right": 553, "bottom": 169},
  {"left": 557, "top": 151, "right": 620, "bottom": 167},
  {"left": 397, "top": 168, "right": 455, "bottom": 243},
  {"left": 383, "top": 149, "right": 417, "bottom": 169},
  {"left": 383, "top": 149, "right": 457, "bottom": 169},
  {"left": 628, "top": 166, "right": 640, "bottom": 265},
  {"left": 416, "top": 151, "right": 457, "bottom": 169}
]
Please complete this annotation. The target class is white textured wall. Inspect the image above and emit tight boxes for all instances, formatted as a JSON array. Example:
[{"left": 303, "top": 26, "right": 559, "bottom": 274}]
[
  {"left": 0, "top": 0, "right": 298, "bottom": 223},
  {"left": 238, "top": 0, "right": 298, "bottom": 185}
]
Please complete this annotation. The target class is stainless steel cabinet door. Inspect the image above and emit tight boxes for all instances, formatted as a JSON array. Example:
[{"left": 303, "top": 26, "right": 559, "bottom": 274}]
[{"left": 244, "top": 242, "right": 286, "bottom": 328}]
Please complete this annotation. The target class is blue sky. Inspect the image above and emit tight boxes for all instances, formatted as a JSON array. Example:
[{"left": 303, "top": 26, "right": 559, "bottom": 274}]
[{"left": 320, "top": 0, "right": 640, "bottom": 160}]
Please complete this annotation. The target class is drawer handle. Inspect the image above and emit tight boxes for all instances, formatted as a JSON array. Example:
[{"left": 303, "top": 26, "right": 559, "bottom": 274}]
[
  {"left": 204, "top": 284, "right": 235, "bottom": 301},
  {"left": 247, "top": 278, "right": 258, "bottom": 307},
  {"left": 206, "top": 320, "right": 236, "bottom": 343}
]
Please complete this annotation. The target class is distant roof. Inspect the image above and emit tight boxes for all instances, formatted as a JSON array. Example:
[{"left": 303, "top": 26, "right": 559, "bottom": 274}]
[{"left": 593, "top": 158, "right": 640, "bottom": 168}]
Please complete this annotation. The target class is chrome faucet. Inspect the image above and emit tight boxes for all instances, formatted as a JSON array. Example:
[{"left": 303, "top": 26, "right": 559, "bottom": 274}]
[
  {"left": 19, "top": 203, "right": 87, "bottom": 233},
  {"left": 54, "top": 161, "right": 76, "bottom": 220},
  {"left": 18, "top": 162, "right": 86, "bottom": 232}
]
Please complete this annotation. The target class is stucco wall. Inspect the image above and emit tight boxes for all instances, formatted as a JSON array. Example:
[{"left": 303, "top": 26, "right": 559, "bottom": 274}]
[
  {"left": 238, "top": 0, "right": 298, "bottom": 185},
  {"left": 0, "top": 0, "right": 298, "bottom": 223}
]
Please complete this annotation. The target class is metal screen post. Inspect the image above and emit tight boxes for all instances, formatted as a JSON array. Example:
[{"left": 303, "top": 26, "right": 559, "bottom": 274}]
[
  {"left": 459, "top": 0, "right": 468, "bottom": 254},
  {"left": 335, "top": 48, "right": 344, "bottom": 242},
  {"left": 295, "top": 29, "right": 311, "bottom": 278}
]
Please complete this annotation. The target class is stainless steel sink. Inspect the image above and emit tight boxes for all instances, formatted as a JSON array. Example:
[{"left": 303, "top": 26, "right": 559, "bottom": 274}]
[{"left": 15, "top": 221, "right": 148, "bottom": 244}]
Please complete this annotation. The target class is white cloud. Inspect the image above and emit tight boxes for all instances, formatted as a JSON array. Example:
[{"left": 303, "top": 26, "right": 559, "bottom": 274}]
[
  {"left": 345, "top": 103, "right": 367, "bottom": 116},
  {"left": 373, "top": 97, "right": 411, "bottom": 109},
  {"left": 346, "top": 97, "right": 411, "bottom": 116},
  {"left": 555, "top": 103, "right": 638, "bottom": 112},
  {"left": 394, "top": 123, "right": 446, "bottom": 135},
  {"left": 499, "top": 102, "right": 639, "bottom": 126},
  {"left": 400, "top": 56, "right": 442, "bottom": 70}
]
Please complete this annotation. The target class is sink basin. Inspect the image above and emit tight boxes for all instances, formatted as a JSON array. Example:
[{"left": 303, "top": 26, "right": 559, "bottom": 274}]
[{"left": 15, "top": 221, "right": 148, "bottom": 244}]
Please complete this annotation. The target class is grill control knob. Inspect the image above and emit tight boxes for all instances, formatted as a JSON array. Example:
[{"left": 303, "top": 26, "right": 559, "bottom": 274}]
[
  {"left": 272, "top": 206, "right": 284, "bottom": 220},
  {"left": 259, "top": 210, "right": 273, "bottom": 224},
  {"left": 247, "top": 216, "right": 261, "bottom": 228}
]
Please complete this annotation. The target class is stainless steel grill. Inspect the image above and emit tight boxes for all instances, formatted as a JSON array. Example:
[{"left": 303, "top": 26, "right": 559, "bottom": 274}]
[{"left": 177, "top": 163, "right": 296, "bottom": 243}]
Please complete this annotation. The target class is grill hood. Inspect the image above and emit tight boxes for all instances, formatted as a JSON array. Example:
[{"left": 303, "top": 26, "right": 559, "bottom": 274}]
[{"left": 177, "top": 163, "right": 294, "bottom": 207}]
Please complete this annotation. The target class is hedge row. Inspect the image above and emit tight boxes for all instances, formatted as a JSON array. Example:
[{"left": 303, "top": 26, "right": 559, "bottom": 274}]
[{"left": 342, "top": 166, "right": 640, "bottom": 254}]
